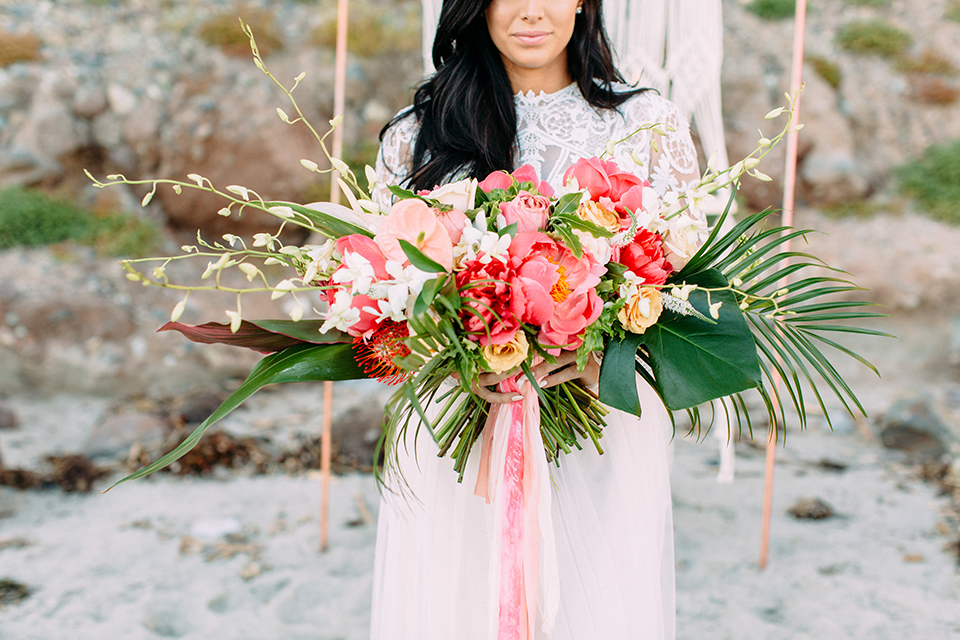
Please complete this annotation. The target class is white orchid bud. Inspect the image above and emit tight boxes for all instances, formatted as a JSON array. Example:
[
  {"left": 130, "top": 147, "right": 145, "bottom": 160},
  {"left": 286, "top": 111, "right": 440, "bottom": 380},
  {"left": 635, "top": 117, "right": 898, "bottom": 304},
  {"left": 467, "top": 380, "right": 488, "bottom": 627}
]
[
  {"left": 226, "top": 185, "right": 251, "bottom": 201},
  {"left": 301, "top": 159, "right": 319, "bottom": 172},
  {"left": 765, "top": 107, "right": 785, "bottom": 119},
  {"left": 170, "top": 300, "right": 186, "bottom": 322}
]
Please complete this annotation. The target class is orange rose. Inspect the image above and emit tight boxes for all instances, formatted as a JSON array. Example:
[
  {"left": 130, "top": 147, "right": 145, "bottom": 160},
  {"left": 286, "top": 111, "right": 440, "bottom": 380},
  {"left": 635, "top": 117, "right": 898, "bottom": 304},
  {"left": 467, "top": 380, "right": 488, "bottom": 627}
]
[
  {"left": 618, "top": 288, "right": 663, "bottom": 334},
  {"left": 576, "top": 200, "right": 621, "bottom": 233}
]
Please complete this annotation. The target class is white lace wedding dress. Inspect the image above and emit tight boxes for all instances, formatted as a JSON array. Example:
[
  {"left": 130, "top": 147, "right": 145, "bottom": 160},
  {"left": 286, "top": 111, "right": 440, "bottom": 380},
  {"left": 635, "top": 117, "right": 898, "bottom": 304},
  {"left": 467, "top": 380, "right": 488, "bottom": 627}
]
[{"left": 371, "top": 84, "right": 700, "bottom": 640}]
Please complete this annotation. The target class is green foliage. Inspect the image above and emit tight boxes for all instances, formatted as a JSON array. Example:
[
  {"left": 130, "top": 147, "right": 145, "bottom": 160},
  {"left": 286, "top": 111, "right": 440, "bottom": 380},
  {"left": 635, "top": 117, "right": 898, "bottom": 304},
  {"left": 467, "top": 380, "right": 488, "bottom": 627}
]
[
  {"left": 947, "top": 0, "right": 960, "bottom": 22},
  {"left": 198, "top": 6, "right": 282, "bottom": 57},
  {"left": 895, "top": 49, "right": 958, "bottom": 76},
  {"left": 895, "top": 140, "right": 960, "bottom": 224},
  {"left": 0, "top": 31, "right": 41, "bottom": 67},
  {"left": 745, "top": 0, "right": 796, "bottom": 20},
  {"left": 312, "top": 10, "right": 420, "bottom": 57},
  {"left": 807, "top": 55, "right": 842, "bottom": 89},
  {"left": 836, "top": 20, "right": 912, "bottom": 58},
  {"left": 0, "top": 187, "right": 158, "bottom": 256},
  {"left": 820, "top": 200, "right": 890, "bottom": 219}
]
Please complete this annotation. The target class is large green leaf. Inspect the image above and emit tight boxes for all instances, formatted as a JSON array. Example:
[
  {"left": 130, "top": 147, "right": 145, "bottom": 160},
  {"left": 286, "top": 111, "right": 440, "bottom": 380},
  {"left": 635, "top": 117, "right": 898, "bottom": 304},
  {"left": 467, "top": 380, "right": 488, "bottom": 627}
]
[
  {"left": 599, "top": 332, "right": 645, "bottom": 416},
  {"left": 642, "top": 269, "right": 762, "bottom": 410},
  {"left": 105, "top": 342, "right": 368, "bottom": 490}
]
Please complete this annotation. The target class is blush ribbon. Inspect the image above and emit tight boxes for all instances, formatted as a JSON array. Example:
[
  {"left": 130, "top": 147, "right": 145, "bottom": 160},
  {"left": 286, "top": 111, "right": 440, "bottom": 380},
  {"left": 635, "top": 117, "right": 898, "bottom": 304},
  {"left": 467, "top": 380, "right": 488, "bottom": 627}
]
[{"left": 474, "top": 374, "right": 559, "bottom": 640}]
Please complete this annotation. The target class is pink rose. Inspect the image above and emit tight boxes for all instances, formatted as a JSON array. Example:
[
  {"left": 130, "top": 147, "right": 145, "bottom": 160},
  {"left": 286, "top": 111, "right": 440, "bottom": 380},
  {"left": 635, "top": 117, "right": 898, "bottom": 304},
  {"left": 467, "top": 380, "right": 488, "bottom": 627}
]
[
  {"left": 499, "top": 191, "right": 551, "bottom": 232},
  {"left": 478, "top": 165, "right": 555, "bottom": 197},
  {"left": 377, "top": 198, "right": 454, "bottom": 271}
]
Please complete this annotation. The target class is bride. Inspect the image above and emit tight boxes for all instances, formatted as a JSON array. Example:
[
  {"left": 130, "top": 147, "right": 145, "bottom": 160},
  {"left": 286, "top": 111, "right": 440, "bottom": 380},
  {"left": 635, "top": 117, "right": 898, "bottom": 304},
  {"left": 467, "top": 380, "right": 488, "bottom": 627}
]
[{"left": 371, "top": 0, "right": 700, "bottom": 638}]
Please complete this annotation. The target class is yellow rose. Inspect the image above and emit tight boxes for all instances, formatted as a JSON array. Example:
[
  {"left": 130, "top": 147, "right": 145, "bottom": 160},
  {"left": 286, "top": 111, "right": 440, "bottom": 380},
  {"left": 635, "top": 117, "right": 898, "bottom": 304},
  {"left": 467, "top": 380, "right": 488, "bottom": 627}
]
[
  {"left": 482, "top": 331, "right": 529, "bottom": 374},
  {"left": 576, "top": 200, "right": 621, "bottom": 233},
  {"left": 618, "top": 288, "right": 664, "bottom": 334}
]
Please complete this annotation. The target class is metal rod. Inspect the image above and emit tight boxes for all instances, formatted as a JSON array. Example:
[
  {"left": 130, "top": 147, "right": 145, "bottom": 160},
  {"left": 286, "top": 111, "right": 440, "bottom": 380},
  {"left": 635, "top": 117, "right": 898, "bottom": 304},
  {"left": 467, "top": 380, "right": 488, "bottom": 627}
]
[
  {"left": 759, "top": 0, "right": 807, "bottom": 570},
  {"left": 321, "top": 0, "right": 349, "bottom": 554}
]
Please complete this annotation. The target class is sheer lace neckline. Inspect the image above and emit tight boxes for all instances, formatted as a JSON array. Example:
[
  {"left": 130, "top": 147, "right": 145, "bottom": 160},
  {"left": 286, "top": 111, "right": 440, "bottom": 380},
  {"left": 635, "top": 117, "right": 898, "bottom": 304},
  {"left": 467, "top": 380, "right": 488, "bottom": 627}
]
[{"left": 513, "top": 82, "right": 579, "bottom": 104}]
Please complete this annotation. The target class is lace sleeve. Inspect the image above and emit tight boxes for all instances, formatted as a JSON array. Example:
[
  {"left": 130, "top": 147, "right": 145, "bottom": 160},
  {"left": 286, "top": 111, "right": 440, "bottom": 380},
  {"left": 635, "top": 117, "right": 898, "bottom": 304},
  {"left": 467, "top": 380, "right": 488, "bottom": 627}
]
[
  {"left": 374, "top": 110, "right": 418, "bottom": 211},
  {"left": 642, "top": 98, "right": 701, "bottom": 198}
]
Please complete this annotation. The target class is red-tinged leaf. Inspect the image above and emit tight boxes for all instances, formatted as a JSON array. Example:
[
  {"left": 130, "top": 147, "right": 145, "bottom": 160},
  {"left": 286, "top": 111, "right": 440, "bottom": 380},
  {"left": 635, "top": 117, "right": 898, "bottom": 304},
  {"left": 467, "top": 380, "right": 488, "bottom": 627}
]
[{"left": 159, "top": 320, "right": 350, "bottom": 354}]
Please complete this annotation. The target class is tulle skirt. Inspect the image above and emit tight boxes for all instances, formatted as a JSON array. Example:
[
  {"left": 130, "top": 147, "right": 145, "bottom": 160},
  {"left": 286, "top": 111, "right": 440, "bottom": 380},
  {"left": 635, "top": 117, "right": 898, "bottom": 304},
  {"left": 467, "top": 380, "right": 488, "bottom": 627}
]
[{"left": 370, "top": 377, "right": 675, "bottom": 640}]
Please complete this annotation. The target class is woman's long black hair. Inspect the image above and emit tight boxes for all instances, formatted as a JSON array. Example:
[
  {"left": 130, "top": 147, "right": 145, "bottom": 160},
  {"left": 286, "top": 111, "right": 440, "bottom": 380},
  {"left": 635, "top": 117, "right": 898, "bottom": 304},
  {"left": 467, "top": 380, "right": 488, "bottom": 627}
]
[{"left": 381, "top": 0, "right": 645, "bottom": 192}]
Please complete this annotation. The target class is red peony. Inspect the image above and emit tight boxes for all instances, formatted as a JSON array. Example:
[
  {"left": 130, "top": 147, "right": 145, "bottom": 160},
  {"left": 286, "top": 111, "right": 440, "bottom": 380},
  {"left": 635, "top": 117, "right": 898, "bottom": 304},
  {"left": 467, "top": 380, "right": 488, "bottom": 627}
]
[
  {"left": 617, "top": 229, "right": 673, "bottom": 285},
  {"left": 456, "top": 257, "right": 521, "bottom": 345}
]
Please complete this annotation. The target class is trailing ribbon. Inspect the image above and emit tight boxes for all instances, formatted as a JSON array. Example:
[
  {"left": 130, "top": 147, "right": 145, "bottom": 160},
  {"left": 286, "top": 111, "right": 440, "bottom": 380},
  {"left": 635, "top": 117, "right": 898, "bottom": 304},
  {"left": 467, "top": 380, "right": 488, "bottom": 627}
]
[{"left": 474, "top": 374, "right": 559, "bottom": 640}]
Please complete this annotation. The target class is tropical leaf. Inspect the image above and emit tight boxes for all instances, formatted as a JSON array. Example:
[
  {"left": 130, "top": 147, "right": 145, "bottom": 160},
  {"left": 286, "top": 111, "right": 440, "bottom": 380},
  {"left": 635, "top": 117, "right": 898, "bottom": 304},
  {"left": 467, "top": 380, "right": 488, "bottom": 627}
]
[
  {"left": 641, "top": 269, "right": 762, "bottom": 411},
  {"left": 159, "top": 319, "right": 350, "bottom": 353},
  {"left": 105, "top": 342, "right": 368, "bottom": 490},
  {"left": 599, "top": 332, "right": 645, "bottom": 416},
  {"left": 263, "top": 201, "right": 373, "bottom": 238}
]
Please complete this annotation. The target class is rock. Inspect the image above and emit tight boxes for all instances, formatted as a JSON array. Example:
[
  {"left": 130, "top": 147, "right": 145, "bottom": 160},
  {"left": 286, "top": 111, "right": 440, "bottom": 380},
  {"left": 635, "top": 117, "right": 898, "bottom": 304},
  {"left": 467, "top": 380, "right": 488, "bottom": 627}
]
[
  {"left": 879, "top": 395, "right": 951, "bottom": 461},
  {"left": 0, "top": 405, "right": 19, "bottom": 430},
  {"left": 83, "top": 411, "right": 171, "bottom": 460},
  {"left": 332, "top": 402, "right": 385, "bottom": 467},
  {"left": 72, "top": 83, "right": 108, "bottom": 119},
  {"left": 788, "top": 496, "right": 835, "bottom": 520},
  {"left": 106, "top": 82, "right": 137, "bottom": 116},
  {"left": 0, "top": 579, "right": 31, "bottom": 607},
  {"left": 155, "top": 82, "right": 320, "bottom": 236},
  {"left": 177, "top": 389, "right": 226, "bottom": 425}
]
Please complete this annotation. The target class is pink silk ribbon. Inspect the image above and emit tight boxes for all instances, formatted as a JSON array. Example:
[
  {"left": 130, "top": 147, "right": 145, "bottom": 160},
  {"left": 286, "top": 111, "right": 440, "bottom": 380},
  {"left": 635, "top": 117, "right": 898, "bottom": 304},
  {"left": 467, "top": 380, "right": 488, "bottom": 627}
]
[{"left": 474, "top": 374, "right": 559, "bottom": 640}]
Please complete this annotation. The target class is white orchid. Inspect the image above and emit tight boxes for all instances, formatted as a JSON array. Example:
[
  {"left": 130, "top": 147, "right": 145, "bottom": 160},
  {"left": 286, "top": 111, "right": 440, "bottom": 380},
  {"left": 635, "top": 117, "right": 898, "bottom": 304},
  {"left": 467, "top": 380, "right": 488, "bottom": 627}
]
[
  {"left": 320, "top": 289, "right": 361, "bottom": 333},
  {"left": 331, "top": 250, "right": 376, "bottom": 296}
]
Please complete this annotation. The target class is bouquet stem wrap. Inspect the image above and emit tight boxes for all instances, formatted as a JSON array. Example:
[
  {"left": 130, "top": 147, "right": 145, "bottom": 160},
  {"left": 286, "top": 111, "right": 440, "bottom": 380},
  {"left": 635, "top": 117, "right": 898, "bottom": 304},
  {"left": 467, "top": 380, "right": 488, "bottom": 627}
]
[{"left": 474, "top": 374, "right": 559, "bottom": 640}]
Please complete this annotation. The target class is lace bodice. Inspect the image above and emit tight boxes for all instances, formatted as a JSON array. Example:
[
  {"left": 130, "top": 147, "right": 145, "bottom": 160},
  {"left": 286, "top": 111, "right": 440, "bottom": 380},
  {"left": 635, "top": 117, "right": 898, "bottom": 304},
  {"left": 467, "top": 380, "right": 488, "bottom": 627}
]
[{"left": 375, "top": 83, "right": 700, "bottom": 208}]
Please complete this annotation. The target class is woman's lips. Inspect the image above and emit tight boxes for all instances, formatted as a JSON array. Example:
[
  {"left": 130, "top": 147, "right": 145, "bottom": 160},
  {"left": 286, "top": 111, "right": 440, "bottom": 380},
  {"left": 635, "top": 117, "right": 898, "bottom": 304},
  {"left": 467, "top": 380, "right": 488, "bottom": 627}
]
[{"left": 513, "top": 31, "right": 549, "bottom": 46}]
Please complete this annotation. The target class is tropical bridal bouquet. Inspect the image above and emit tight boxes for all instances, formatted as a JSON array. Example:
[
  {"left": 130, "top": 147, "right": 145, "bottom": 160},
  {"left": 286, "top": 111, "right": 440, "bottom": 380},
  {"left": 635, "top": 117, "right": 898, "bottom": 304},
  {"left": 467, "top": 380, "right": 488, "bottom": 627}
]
[{"left": 93, "top": 24, "right": 883, "bottom": 491}]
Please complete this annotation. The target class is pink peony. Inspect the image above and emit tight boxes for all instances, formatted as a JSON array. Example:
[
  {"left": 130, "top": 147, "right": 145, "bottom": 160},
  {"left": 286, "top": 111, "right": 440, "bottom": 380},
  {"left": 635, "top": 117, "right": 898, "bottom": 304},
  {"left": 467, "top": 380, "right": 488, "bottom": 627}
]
[
  {"left": 511, "top": 164, "right": 555, "bottom": 197},
  {"left": 562, "top": 157, "right": 619, "bottom": 200},
  {"left": 478, "top": 165, "right": 555, "bottom": 197},
  {"left": 499, "top": 191, "right": 551, "bottom": 232},
  {"left": 377, "top": 198, "right": 454, "bottom": 271},
  {"left": 617, "top": 229, "right": 672, "bottom": 285},
  {"left": 478, "top": 171, "right": 514, "bottom": 193}
]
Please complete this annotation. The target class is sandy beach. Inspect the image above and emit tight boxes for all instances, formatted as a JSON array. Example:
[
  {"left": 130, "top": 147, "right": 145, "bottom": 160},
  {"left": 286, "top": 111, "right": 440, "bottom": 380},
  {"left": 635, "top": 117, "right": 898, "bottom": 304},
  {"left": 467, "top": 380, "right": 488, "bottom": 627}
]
[{"left": 1, "top": 383, "right": 958, "bottom": 640}]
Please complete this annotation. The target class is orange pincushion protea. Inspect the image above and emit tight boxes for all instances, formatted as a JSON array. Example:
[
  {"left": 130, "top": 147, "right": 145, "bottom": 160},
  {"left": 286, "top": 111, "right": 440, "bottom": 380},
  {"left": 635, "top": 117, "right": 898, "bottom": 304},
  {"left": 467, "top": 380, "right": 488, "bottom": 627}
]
[{"left": 353, "top": 320, "right": 412, "bottom": 385}]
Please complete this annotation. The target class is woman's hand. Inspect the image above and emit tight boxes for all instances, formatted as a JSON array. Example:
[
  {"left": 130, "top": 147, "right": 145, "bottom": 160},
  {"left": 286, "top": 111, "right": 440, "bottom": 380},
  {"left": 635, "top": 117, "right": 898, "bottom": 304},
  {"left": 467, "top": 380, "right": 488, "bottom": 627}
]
[{"left": 457, "top": 351, "right": 600, "bottom": 404}]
